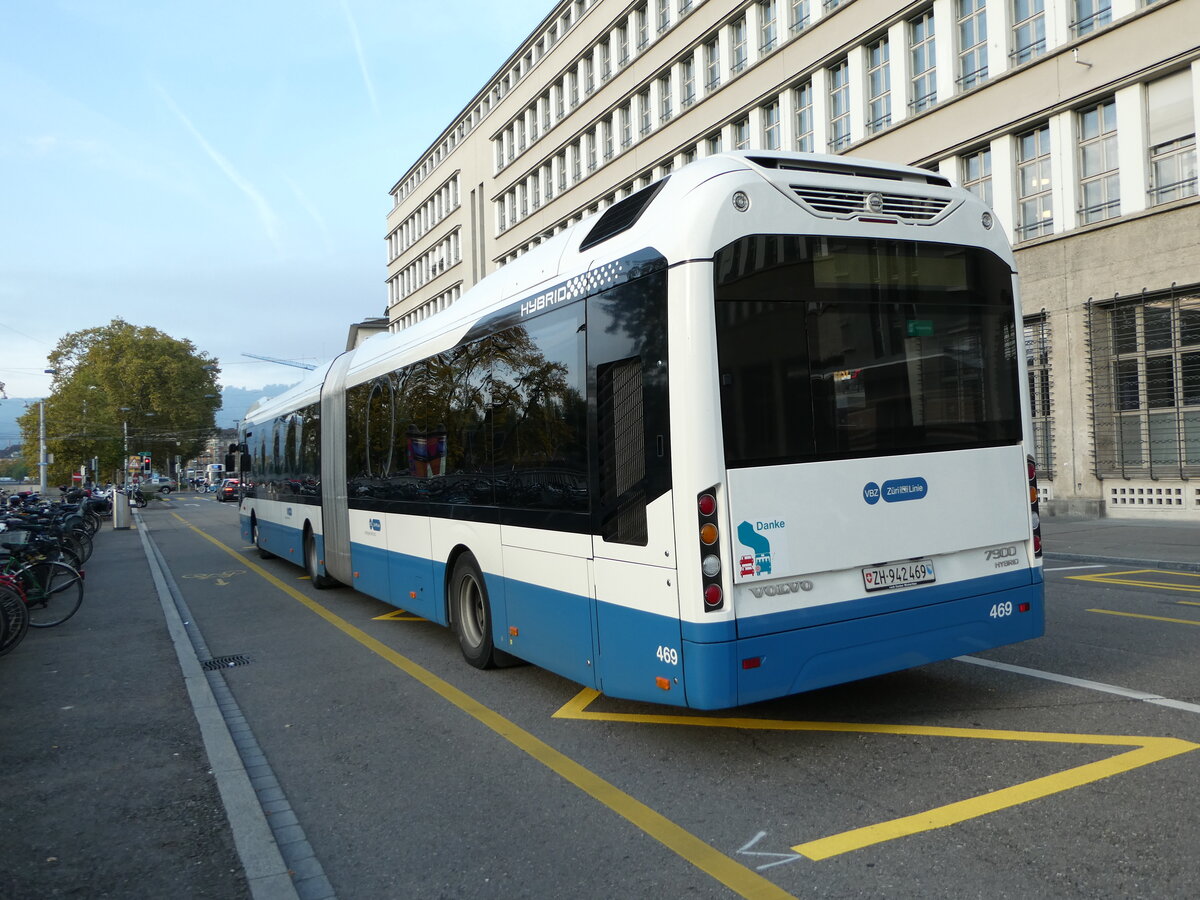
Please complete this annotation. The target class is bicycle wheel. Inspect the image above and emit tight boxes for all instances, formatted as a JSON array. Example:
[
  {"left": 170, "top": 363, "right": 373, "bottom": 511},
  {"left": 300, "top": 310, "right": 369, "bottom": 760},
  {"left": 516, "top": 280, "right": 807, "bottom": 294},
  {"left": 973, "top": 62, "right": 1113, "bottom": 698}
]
[
  {"left": 66, "top": 529, "right": 93, "bottom": 564},
  {"left": 0, "top": 583, "right": 30, "bottom": 655},
  {"left": 19, "top": 560, "right": 84, "bottom": 628}
]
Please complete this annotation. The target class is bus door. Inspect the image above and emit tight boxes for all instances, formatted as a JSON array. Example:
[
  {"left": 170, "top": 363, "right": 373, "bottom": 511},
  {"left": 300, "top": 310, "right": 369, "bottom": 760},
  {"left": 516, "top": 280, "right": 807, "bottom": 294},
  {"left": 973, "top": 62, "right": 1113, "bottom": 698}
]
[{"left": 586, "top": 264, "right": 681, "bottom": 703}]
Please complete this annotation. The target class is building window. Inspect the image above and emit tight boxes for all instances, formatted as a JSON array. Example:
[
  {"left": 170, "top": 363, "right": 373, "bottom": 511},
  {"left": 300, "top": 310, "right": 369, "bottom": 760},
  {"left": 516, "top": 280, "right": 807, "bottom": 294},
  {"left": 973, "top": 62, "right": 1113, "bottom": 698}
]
[
  {"left": 794, "top": 81, "right": 814, "bottom": 152},
  {"left": 636, "top": 4, "right": 649, "bottom": 49},
  {"left": 1011, "top": 0, "right": 1046, "bottom": 64},
  {"left": 583, "top": 57, "right": 594, "bottom": 95},
  {"left": 639, "top": 89, "right": 653, "bottom": 135},
  {"left": 620, "top": 104, "right": 633, "bottom": 147},
  {"left": 1091, "top": 289, "right": 1200, "bottom": 477},
  {"left": 910, "top": 10, "right": 936, "bottom": 112},
  {"left": 1072, "top": 0, "right": 1112, "bottom": 37},
  {"left": 731, "top": 18, "right": 748, "bottom": 74},
  {"left": 790, "top": 0, "right": 810, "bottom": 33},
  {"left": 707, "top": 131, "right": 723, "bottom": 155},
  {"left": 759, "top": 0, "right": 778, "bottom": 53},
  {"left": 1025, "top": 313, "right": 1055, "bottom": 477},
  {"left": 828, "top": 60, "right": 851, "bottom": 152},
  {"left": 658, "top": 0, "right": 671, "bottom": 32},
  {"left": 733, "top": 117, "right": 750, "bottom": 150},
  {"left": 681, "top": 56, "right": 697, "bottom": 107},
  {"left": 1078, "top": 99, "right": 1119, "bottom": 224},
  {"left": 1147, "top": 71, "right": 1198, "bottom": 205},
  {"left": 1016, "top": 124, "right": 1053, "bottom": 240},
  {"left": 600, "top": 42, "right": 612, "bottom": 81},
  {"left": 866, "top": 38, "right": 891, "bottom": 134},
  {"left": 602, "top": 119, "right": 615, "bottom": 160},
  {"left": 659, "top": 75, "right": 673, "bottom": 122},
  {"left": 762, "top": 99, "right": 781, "bottom": 150},
  {"left": 957, "top": 0, "right": 988, "bottom": 90},
  {"left": 961, "top": 147, "right": 992, "bottom": 207},
  {"left": 617, "top": 25, "right": 629, "bottom": 65},
  {"left": 705, "top": 38, "right": 721, "bottom": 90}
]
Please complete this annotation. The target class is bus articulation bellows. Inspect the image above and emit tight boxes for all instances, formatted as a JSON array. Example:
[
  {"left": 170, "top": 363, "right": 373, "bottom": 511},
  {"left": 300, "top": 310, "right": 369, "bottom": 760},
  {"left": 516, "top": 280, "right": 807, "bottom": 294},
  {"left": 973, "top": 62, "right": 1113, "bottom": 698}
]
[{"left": 239, "top": 151, "right": 1044, "bottom": 709}]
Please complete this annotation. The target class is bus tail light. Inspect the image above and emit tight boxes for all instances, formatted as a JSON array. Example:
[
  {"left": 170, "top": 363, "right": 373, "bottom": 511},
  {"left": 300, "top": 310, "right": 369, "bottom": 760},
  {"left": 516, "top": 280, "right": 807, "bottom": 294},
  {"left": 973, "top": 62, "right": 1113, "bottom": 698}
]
[
  {"left": 1028, "top": 455, "right": 1042, "bottom": 558},
  {"left": 698, "top": 487, "right": 724, "bottom": 612}
]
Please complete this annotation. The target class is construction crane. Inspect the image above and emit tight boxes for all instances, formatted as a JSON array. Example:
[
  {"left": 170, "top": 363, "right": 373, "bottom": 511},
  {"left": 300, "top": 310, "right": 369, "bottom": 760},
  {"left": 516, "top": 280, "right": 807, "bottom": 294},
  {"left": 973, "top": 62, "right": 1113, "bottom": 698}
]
[{"left": 241, "top": 353, "right": 317, "bottom": 371}]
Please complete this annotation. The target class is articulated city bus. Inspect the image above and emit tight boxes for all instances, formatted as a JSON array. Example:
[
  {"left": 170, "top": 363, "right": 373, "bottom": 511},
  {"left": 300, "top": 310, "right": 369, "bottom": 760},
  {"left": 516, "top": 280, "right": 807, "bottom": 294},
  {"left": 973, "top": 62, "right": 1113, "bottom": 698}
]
[{"left": 239, "top": 150, "right": 1043, "bottom": 709}]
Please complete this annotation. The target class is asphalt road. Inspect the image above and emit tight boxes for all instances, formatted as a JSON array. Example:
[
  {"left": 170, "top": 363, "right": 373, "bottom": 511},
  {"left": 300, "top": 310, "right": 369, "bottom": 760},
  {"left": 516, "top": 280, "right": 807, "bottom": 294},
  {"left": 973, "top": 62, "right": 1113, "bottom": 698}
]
[{"left": 19, "top": 495, "right": 1200, "bottom": 899}]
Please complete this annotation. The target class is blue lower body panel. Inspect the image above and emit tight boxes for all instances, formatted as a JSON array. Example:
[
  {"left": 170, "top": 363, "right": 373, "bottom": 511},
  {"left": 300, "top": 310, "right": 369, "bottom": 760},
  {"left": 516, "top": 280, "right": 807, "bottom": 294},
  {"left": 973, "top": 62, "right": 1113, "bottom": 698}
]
[{"left": 684, "top": 582, "right": 1044, "bottom": 709}]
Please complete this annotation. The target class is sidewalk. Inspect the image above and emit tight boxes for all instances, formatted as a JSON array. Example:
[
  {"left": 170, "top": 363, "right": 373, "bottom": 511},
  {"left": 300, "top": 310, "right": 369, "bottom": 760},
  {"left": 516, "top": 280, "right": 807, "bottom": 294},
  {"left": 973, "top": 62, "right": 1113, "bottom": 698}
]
[
  {"left": 1041, "top": 514, "right": 1200, "bottom": 571},
  {"left": 0, "top": 518, "right": 261, "bottom": 900}
]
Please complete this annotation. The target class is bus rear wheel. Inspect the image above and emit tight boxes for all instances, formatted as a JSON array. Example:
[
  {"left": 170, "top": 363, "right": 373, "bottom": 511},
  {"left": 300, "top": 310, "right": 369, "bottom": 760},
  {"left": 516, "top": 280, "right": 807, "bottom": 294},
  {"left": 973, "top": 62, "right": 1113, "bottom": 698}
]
[{"left": 451, "top": 553, "right": 497, "bottom": 669}]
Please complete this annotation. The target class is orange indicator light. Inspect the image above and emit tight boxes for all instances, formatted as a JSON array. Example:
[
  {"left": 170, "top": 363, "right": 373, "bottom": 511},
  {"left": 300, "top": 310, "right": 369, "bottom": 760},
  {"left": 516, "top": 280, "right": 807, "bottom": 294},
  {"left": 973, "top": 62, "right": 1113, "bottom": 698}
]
[
  {"left": 655, "top": 677, "right": 671, "bottom": 690},
  {"left": 509, "top": 626, "right": 520, "bottom": 636}
]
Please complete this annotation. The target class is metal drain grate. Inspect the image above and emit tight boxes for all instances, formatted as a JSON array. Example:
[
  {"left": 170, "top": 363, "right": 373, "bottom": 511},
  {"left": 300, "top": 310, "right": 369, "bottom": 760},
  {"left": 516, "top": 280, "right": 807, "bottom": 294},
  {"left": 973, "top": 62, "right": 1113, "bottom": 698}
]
[{"left": 201, "top": 654, "right": 253, "bottom": 670}]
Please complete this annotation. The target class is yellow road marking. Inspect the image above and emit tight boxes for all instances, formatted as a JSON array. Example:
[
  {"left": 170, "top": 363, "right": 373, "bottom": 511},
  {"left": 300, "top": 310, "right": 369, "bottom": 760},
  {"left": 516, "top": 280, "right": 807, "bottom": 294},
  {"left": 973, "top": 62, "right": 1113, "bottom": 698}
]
[
  {"left": 1068, "top": 569, "right": 1200, "bottom": 593},
  {"left": 553, "top": 690, "right": 1199, "bottom": 861},
  {"left": 374, "top": 608, "right": 427, "bottom": 622},
  {"left": 169, "top": 512, "right": 793, "bottom": 900},
  {"left": 1088, "top": 608, "right": 1200, "bottom": 627},
  {"left": 1179, "top": 600, "right": 1200, "bottom": 607}
]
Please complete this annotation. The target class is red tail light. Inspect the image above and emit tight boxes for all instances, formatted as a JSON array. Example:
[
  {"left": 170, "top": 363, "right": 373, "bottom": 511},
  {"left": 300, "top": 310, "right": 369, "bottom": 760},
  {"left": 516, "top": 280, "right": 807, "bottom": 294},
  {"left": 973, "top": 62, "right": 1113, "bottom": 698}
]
[{"left": 698, "top": 486, "right": 724, "bottom": 612}]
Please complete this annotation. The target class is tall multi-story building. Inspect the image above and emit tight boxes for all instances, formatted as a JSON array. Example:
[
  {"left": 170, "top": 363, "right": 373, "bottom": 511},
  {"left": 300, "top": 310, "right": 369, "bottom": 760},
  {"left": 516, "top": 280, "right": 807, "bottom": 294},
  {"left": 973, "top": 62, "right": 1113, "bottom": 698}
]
[{"left": 384, "top": 0, "right": 1199, "bottom": 519}]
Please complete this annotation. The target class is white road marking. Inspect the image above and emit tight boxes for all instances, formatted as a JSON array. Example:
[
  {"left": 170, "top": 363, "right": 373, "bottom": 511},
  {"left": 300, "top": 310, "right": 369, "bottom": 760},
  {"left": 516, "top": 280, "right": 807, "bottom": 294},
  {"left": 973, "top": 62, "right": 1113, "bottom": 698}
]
[{"left": 957, "top": 656, "right": 1200, "bottom": 715}]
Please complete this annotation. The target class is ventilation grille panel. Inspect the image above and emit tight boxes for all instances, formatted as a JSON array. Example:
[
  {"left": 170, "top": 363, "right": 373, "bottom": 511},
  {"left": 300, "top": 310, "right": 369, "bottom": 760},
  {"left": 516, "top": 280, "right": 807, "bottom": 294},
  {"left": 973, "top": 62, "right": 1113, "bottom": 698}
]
[{"left": 791, "top": 186, "right": 952, "bottom": 222}]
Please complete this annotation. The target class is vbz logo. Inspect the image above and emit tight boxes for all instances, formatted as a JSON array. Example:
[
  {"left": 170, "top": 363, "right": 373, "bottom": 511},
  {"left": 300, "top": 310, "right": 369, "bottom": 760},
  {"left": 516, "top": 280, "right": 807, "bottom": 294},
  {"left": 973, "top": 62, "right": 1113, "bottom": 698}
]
[
  {"left": 863, "top": 482, "right": 881, "bottom": 505},
  {"left": 368, "top": 519, "right": 382, "bottom": 532}
]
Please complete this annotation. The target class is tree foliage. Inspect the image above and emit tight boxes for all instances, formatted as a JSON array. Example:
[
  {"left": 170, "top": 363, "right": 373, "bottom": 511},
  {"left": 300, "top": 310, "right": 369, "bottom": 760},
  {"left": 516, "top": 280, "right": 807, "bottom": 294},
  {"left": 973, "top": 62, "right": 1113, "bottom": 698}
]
[{"left": 18, "top": 319, "right": 221, "bottom": 485}]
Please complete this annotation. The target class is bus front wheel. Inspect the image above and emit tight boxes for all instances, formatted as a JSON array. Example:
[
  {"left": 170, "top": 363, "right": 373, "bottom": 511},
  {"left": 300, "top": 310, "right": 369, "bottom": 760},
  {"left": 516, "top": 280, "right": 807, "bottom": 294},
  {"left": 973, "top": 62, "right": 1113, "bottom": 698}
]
[
  {"left": 252, "top": 517, "right": 273, "bottom": 559},
  {"left": 304, "top": 529, "right": 335, "bottom": 589},
  {"left": 451, "top": 553, "right": 497, "bottom": 669}
]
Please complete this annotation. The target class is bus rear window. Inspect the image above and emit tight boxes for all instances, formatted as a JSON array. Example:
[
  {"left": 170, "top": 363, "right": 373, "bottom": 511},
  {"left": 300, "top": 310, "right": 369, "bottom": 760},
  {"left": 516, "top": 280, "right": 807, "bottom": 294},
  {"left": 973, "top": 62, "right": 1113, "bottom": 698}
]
[{"left": 714, "top": 236, "right": 1021, "bottom": 467}]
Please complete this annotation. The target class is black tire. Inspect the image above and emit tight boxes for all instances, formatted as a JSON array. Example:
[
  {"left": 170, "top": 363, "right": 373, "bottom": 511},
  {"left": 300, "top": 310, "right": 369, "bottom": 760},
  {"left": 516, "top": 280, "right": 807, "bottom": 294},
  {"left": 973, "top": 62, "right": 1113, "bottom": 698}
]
[
  {"left": 450, "top": 553, "right": 497, "bottom": 669},
  {"left": 304, "top": 529, "right": 335, "bottom": 589},
  {"left": 0, "top": 584, "right": 30, "bottom": 656},
  {"left": 50, "top": 544, "right": 83, "bottom": 571},
  {"left": 20, "top": 560, "right": 84, "bottom": 628},
  {"left": 159, "top": 486, "right": 172, "bottom": 494},
  {"left": 252, "top": 518, "right": 273, "bottom": 559},
  {"left": 65, "top": 529, "right": 92, "bottom": 564}
]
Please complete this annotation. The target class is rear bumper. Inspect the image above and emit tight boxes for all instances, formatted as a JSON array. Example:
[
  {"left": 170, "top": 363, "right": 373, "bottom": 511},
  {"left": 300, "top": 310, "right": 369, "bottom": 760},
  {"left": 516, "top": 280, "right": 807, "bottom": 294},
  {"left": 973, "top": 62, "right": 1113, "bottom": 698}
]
[{"left": 683, "top": 580, "right": 1044, "bottom": 709}]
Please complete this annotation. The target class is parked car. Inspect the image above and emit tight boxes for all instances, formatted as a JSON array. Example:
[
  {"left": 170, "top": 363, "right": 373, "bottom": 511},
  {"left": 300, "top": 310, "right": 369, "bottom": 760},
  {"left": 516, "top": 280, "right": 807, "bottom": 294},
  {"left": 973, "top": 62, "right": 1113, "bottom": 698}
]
[
  {"left": 218, "top": 478, "right": 241, "bottom": 502},
  {"left": 145, "top": 475, "right": 178, "bottom": 493}
]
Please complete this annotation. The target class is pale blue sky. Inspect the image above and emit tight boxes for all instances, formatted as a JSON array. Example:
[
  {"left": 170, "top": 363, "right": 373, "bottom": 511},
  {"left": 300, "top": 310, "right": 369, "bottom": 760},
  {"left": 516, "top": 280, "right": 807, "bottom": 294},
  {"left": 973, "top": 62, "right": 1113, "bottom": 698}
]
[{"left": 0, "top": 0, "right": 554, "bottom": 399}]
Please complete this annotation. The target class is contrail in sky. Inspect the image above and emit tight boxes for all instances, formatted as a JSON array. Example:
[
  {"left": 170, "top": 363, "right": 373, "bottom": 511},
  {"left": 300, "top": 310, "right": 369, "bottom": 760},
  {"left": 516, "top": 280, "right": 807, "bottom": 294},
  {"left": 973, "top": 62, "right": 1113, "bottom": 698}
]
[
  {"left": 340, "top": 0, "right": 381, "bottom": 119},
  {"left": 153, "top": 81, "right": 282, "bottom": 251},
  {"left": 283, "top": 174, "right": 334, "bottom": 253}
]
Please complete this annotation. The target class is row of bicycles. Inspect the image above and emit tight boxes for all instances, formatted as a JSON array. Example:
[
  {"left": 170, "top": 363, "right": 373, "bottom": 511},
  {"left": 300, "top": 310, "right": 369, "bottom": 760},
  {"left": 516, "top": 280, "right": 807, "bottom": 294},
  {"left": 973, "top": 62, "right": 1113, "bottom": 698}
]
[{"left": 0, "top": 489, "right": 104, "bottom": 656}]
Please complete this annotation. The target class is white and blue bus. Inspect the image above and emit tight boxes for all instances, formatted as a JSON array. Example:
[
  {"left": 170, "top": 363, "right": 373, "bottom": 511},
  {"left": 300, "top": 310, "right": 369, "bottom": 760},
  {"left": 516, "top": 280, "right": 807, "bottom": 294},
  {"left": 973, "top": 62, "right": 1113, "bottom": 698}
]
[{"left": 239, "top": 151, "right": 1043, "bottom": 709}]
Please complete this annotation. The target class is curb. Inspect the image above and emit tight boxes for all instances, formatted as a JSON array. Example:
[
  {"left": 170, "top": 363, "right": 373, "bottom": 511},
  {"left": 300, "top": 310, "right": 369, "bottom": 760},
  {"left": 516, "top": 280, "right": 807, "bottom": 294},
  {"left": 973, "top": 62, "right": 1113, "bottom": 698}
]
[{"left": 1043, "top": 552, "right": 1200, "bottom": 573}]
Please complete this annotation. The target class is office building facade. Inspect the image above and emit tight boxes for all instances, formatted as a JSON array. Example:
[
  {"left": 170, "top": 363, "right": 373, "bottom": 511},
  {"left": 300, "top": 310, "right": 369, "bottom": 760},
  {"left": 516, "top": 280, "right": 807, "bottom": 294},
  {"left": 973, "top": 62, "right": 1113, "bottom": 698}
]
[{"left": 385, "top": 0, "right": 1199, "bottom": 518}]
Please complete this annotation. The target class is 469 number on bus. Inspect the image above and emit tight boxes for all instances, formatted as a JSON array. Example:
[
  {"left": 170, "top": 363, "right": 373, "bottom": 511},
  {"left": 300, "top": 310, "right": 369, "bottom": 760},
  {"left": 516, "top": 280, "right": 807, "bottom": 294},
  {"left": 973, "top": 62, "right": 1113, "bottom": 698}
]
[
  {"left": 989, "top": 601, "right": 1014, "bottom": 619},
  {"left": 656, "top": 645, "right": 679, "bottom": 666}
]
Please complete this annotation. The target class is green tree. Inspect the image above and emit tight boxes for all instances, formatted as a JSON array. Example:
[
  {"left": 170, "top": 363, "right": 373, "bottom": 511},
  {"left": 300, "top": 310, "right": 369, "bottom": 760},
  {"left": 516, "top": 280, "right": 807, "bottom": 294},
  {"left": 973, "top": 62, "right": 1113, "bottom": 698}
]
[{"left": 18, "top": 319, "right": 221, "bottom": 486}]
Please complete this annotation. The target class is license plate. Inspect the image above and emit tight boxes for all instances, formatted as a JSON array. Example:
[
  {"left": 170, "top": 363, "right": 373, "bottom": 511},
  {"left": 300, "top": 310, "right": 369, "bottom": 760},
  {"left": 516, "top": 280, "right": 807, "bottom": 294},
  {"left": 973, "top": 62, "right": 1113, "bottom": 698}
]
[{"left": 862, "top": 559, "right": 936, "bottom": 592}]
